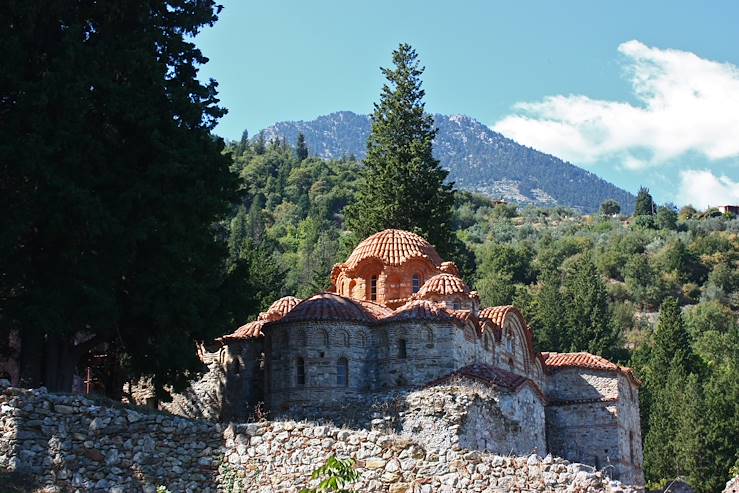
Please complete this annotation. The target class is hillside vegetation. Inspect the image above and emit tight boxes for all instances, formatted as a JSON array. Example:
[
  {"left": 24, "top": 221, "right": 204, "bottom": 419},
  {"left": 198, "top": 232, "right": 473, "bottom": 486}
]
[
  {"left": 225, "top": 136, "right": 738, "bottom": 493},
  {"left": 258, "top": 111, "right": 636, "bottom": 213}
]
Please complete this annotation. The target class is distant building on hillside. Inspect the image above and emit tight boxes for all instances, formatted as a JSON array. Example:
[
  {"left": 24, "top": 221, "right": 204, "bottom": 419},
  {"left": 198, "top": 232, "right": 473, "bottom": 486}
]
[{"left": 717, "top": 205, "right": 739, "bottom": 215}]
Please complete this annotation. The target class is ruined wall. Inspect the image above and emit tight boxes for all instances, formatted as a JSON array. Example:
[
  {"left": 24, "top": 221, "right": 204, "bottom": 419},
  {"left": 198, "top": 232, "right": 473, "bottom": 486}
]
[
  {"left": 401, "top": 381, "right": 546, "bottom": 456},
  {"left": 0, "top": 381, "right": 640, "bottom": 493}
]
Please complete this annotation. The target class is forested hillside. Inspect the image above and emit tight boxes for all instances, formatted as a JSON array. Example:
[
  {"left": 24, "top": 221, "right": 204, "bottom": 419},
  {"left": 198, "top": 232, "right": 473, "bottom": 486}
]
[
  {"left": 257, "top": 111, "right": 637, "bottom": 213},
  {"left": 225, "top": 136, "right": 738, "bottom": 493}
]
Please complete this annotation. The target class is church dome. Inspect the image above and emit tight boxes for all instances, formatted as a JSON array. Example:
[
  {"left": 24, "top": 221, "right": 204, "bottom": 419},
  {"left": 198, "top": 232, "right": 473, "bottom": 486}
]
[
  {"left": 259, "top": 296, "right": 302, "bottom": 321},
  {"left": 280, "top": 293, "right": 374, "bottom": 323},
  {"left": 417, "top": 273, "right": 470, "bottom": 297},
  {"left": 344, "top": 229, "right": 443, "bottom": 269}
]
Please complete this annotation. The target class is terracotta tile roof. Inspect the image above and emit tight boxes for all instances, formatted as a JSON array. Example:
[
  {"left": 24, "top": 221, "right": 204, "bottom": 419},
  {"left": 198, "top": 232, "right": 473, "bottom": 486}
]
[
  {"left": 258, "top": 296, "right": 302, "bottom": 322},
  {"left": 343, "top": 229, "right": 443, "bottom": 269},
  {"left": 382, "top": 299, "right": 455, "bottom": 323},
  {"left": 278, "top": 293, "right": 375, "bottom": 324},
  {"left": 417, "top": 273, "right": 470, "bottom": 297},
  {"left": 542, "top": 352, "right": 641, "bottom": 386},
  {"left": 428, "top": 363, "right": 545, "bottom": 401},
  {"left": 220, "top": 320, "right": 266, "bottom": 341},
  {"left": 479, "top": 305, "right": 514, "bottom": 327},
  {"left": 357, "top": 299, "right": 394, "bottom": 320}
]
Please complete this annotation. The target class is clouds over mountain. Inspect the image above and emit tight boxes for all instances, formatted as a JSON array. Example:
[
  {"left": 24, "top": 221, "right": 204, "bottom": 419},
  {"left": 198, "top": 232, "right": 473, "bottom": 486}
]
[{"left": 493, "top": 41, "right": 739, "bottom": 172}]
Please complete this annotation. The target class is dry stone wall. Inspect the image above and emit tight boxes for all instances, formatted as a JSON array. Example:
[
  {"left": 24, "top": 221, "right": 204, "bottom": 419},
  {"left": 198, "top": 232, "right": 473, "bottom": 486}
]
[{"left": 1, "top": 381, "right": 640, "bottom": 493}]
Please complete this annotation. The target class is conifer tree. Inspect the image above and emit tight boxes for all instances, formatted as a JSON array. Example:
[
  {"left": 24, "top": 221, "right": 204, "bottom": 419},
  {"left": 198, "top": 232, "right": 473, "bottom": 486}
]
[
  {"left": 562, "top": 254, "right": 619, "bottom": 359},
  {"left": 635, "top": 187, "right": 655, "bottom": 216},
  {"left": 345, "top": 43, "right": 455, "bottom": 256},
  {"left": 296, "top": 132, "right": 309, "bottom": 161},
  {"left": 648, "top": 298, "right": 694, "bottom": 386}
]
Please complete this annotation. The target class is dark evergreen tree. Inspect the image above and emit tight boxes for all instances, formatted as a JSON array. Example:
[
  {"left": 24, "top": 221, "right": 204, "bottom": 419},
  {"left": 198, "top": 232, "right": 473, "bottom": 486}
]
[
  {"left": 345, "top": 43, "right": 455, "bottom": 256},
  {"left": 253, "top": 131, "right": 266, "bottom": 154},
  {"left": 562, "top": 254, "right": 619, "bottom": 359},
  {"left": 1, "top": 0, "right": 249, "bottom": 393},
  {"left": 530, "top": 274, "right": 567, "bottom": 352},
  {"left": 296, "top": 132, "right": 309, "bottom": 161},
  {"left": 648, "top": 298, "right": 695, "bottom": 386},
  {"left": 600, "top": 199, "right": 621, "bottom": 216},
  {"left": 635, "top": 187, "right": 655, "bottom": 216}
]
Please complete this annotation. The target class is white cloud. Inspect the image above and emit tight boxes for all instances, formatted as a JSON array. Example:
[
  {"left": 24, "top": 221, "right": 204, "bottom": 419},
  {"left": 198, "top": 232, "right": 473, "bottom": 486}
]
[
  {"left": 678, "top": 170, "right": 739, "bottom": 209},
  {"left": 493, "top": 40, "right": 739, "bottom": 168}
]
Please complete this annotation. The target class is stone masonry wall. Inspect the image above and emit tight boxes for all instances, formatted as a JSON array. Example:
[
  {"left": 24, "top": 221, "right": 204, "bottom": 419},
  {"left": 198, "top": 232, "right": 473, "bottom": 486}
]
[{"left": 1, "top": 381, "right": 640, "bottom": 492}]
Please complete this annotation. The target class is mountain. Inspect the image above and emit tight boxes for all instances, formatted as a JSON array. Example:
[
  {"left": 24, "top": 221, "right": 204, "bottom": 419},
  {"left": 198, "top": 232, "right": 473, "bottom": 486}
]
[{"left": 260, "top": 111, "right": 636, "bottom": 213}]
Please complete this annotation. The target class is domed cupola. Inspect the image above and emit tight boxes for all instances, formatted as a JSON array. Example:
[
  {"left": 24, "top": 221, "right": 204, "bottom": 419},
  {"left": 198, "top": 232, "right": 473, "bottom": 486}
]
[
  {"left": 330, "top": 229, "right": 460, "bottom": 309},
  {"left": 415, "top": 273, "right": 479, "bottom": 313}
]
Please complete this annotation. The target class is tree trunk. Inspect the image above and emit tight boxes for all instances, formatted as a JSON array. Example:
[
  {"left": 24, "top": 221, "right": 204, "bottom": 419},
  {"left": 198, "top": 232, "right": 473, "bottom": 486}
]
[
  {"left": 44, "top": 334, "right": 77, "bottom": 392},
  {"left": 18, "top": 329, "right": 44, "bottom": 388}
]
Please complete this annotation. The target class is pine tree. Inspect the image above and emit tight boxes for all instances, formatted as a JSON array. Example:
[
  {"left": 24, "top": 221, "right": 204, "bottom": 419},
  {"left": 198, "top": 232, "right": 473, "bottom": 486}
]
[
  {"left": 531, "top": 275, "right": 567, "bottom": 352},
  {"left": 649, "top": 298, "right": 694, "bottom": 386},
  {"left": 344, "top": 43, "right": 455, "bottom": 256},
  {"left": 635, "top": 187, "right": 655, "bottom": 216},
  {"left": 562, "top": 254, "right": 619, "bottom": 359},
  {"left": 296, "top": 132, "right": 309, "bottom": 161}
]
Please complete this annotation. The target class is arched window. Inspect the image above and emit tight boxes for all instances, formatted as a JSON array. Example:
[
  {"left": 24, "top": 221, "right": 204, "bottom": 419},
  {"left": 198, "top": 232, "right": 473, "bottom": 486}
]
[
  {"left": 506, "top": 330, "right": 514, "bottom": 353},
  {"left": 398, "top": 339, "right": 407, "bottom": 359},
  {"left": 336, "top": 358, "right": 348, "bottom": 386},
  {"left": 453, "top": 298, "right": 462, "bottom": 310},
  {"left": 412, "top": 274, "right": 421, "bottom": 293},
  {"left": 425, "top": 328, "right": 434, "bottom": 345},
  {"left": 296, "top": 358, "right": 305, "bottom": 385},
  {"left": 370, "top": 276, "right": 378, "bottom": 301}
]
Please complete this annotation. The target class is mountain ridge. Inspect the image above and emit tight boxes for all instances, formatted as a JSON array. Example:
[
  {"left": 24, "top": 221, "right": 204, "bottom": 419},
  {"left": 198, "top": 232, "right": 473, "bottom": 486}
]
[{"left": 259, "top": 111, "right": 636, "bottom": 213}]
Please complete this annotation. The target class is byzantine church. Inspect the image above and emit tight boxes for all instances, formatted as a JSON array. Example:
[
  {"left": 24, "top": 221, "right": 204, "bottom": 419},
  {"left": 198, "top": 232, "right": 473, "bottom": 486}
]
[{"left": 183, "top": 229, "right": 644, "bottom": 487}]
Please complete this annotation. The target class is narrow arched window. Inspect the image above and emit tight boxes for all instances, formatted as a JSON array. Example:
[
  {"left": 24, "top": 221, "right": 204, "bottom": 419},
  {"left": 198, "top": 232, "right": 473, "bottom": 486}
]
[
  {"left": 453, "top": 298, "right": 462, "bottom": 310},
  {"left": 336, "top": 358, "right": 348, "bottom": 386},
  {"left": 412, "top": 274, "right": 420, "bottom": 293},
  {"left": 370, "top": 276, "right": 377, "bottom": 301},
  {"left": 296, "top": 358, "right": 305, "bottom": 385},
  {"left": 398, "top": 339, "right": 407, "bottom": 359}
]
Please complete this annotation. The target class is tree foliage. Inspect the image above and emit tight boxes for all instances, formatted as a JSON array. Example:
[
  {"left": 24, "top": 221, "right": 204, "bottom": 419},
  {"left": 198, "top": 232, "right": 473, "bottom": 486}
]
[
  {"left": 1, "top": 0, "right": 248, "bottom": 393},
  {"left": 345, "top": 43, "right": 456, "bottom": 257}
]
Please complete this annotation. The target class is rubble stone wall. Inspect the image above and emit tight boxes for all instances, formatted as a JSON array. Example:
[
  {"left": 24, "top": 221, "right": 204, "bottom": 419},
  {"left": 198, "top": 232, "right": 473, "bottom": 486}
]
[{"left": 0, "top": 382, "right": 641, "bottom": 492}]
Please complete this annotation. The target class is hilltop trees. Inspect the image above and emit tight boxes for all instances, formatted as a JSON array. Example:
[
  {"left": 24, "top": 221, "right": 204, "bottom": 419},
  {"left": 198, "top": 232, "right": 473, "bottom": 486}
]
[
  {"left": 635, "top": 187, "right": 655, "bottom": 216},
  {"left": 345, "top": 43, "right": 456, "bottom": 257},
  {"left": 1, "top": 0, "right": 248, "bottom": 393}
]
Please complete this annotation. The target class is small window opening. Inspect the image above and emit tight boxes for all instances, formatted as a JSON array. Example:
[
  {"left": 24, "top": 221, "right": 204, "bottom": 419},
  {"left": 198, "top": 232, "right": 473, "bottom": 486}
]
[
  {"left": 594, "top": 455, "right": 600, "bottom": 470},
  {"left": 336, "top": 358, "right": 348, "bottom": 386},
  {"left": 398, "top": 339, "right": 407, "bottom": 359},
  {"left": 453, "top": 298, "right": 462, "bottom": 310},
  {"left": 296, "top": 358, "right": 305, "bottom": 385},
  {"left": 370, "top": 276, "right": 377, "bottom": 301},
  {"left": 412, "top": 274, "right": 420, "bottom": 293}
]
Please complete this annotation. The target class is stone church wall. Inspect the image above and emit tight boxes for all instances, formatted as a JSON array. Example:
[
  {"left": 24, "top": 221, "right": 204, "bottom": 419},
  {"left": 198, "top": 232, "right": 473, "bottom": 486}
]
[
  {"left": 545, "top": 369, "right": 643, "bottom": 485},
  {"left": 0, "top": 382, "right": 640, "bottom": 493}
]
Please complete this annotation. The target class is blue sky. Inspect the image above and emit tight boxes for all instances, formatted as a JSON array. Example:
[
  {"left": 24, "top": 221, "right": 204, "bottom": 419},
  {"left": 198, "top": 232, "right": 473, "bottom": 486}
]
[{"left": 195, "top": 0, "right": 739, "bottom": 207}]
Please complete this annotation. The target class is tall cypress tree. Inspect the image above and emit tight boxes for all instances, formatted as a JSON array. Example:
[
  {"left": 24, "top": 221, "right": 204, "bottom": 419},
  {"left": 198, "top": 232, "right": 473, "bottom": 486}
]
[
  {"left": 296, "top": 132, "right": 309, "bottom": 161},
  {"left": 345, "top": 43, "right": 455, "bottom": 255},
  {"left": 562, "top": 254, "right": 619, "bottom": 359},
  {"left": 649, "top": 298, "right": 694, "bottom": 386},
  {"left": 635, "top": 187, "right": 655, "bottom": 216},
  {"left": 1, "top": 0, "right": 250, "bottom": 393}
]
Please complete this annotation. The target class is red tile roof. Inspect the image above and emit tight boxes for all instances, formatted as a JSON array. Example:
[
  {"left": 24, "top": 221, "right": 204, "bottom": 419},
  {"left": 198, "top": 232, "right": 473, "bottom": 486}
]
[
  {"left": 428, "top": 364, "right": 545, "bottom": 401},
  {"left": 278, "top": 292, "right": 375, "bottom": 323},
  {"left": 357, "top": 299, "right": 394, "bottom": 319},
  {"left": 220, "top": 320, "right": 266, "bottom": 341},
  {"left": 382, "top": 299, "right": 455, "bottom": 323},
  {"left": 343, "top": 229, "right": 443, "bottom": 269},
  {"left": 258, "top": 296, "right": 302, "bottom": 322},
  {"left": 542, "top": 352, "right": 641, "bottom": 386},
  {"left": 417, "top": 273, "right": 470, "bottom": 297}
]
